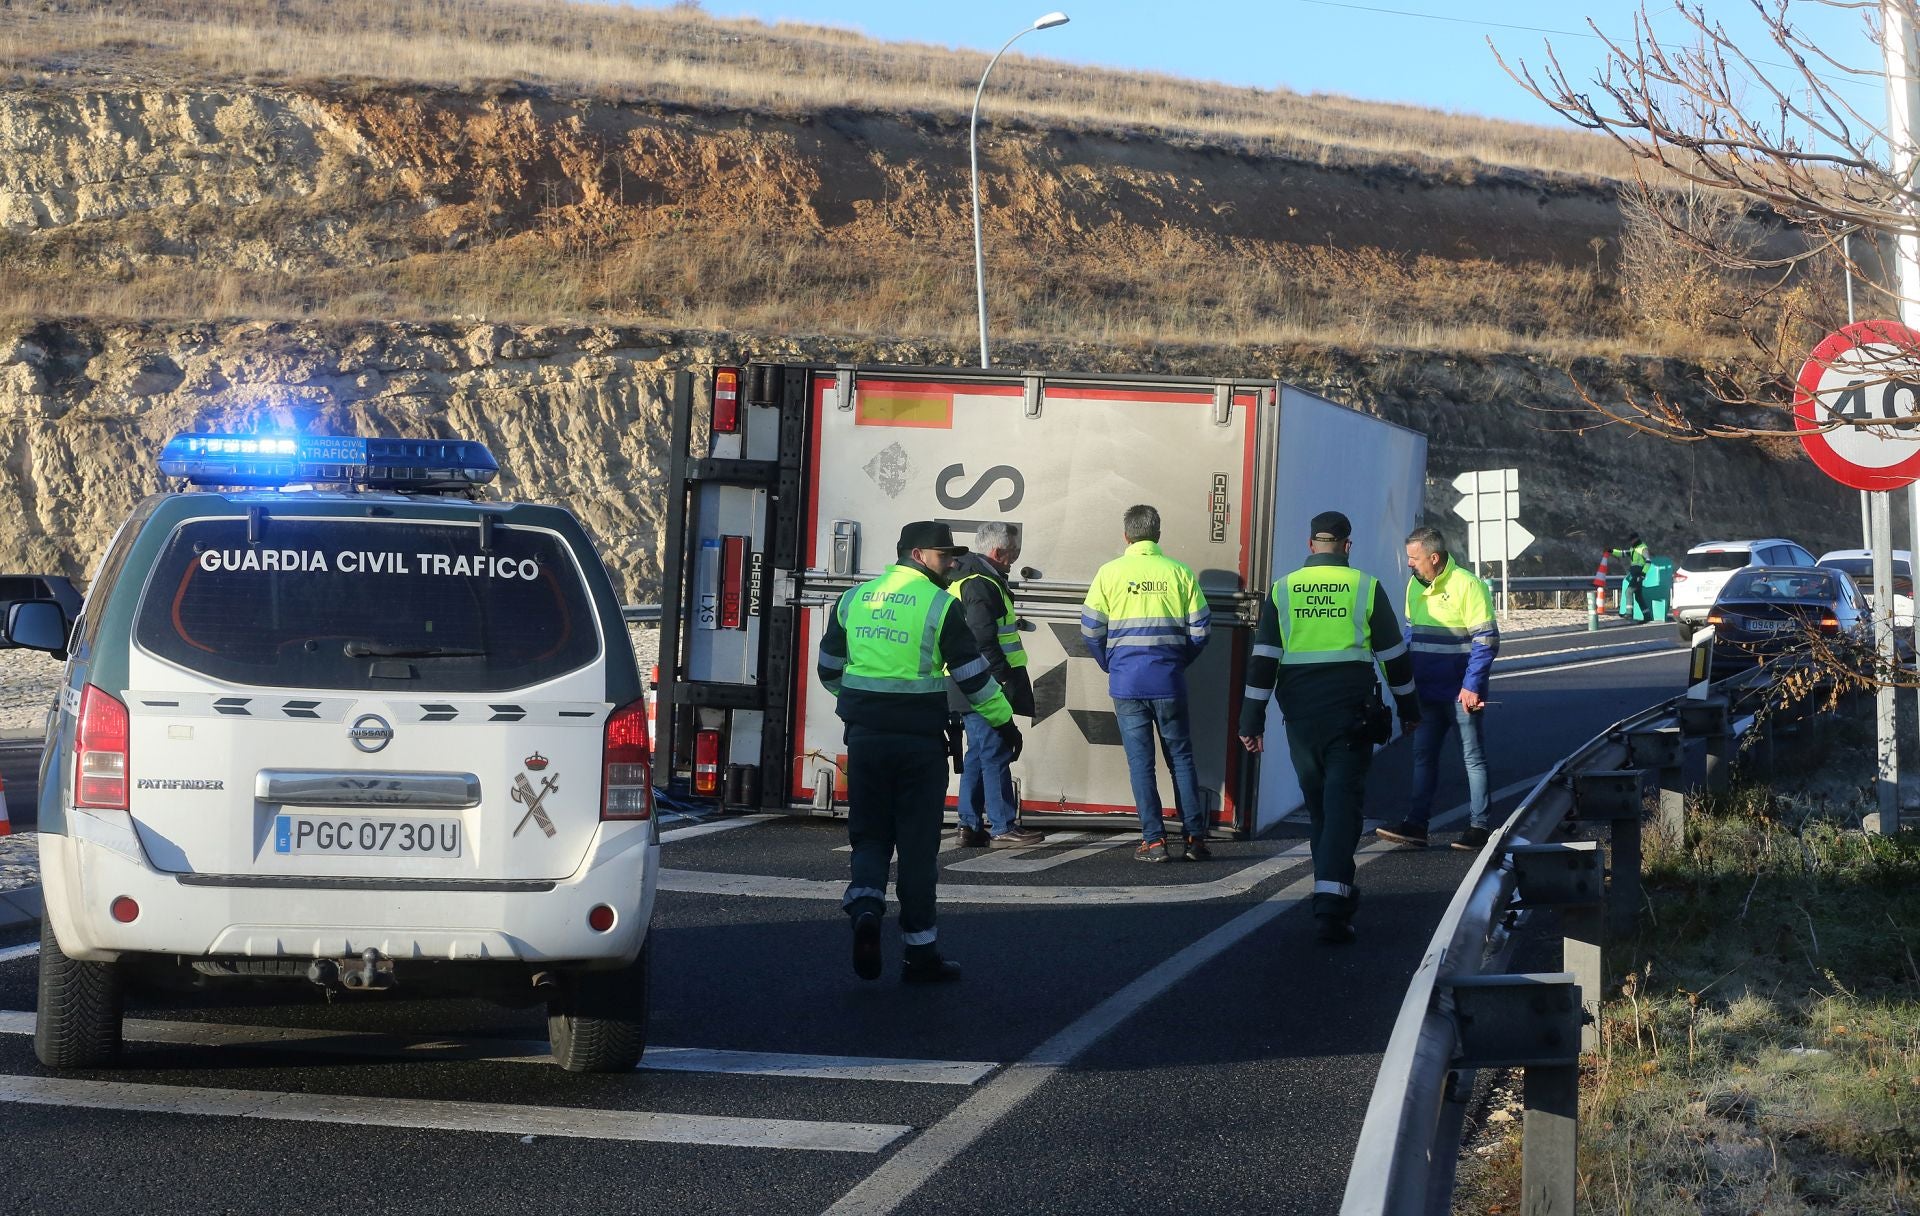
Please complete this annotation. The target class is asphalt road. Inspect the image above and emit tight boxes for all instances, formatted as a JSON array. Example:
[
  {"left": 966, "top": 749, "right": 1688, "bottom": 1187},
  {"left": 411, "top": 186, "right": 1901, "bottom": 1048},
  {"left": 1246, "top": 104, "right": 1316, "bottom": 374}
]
[{"left": 0, "top": 625, "right": 1686, "bottom": 1216}]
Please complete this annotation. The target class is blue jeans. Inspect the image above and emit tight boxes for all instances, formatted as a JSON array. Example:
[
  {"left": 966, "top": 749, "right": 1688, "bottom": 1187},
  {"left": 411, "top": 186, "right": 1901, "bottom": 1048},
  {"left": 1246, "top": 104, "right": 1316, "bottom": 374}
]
[
  {"left": 958, "top": 711, "right": 1019, "bottom": 835},
  {"left": 1113, "top": 696, "right": 1208, "bottom": 842},
  {"left": 1408, "top": 698, "right": 1490, "bottom": 830}
]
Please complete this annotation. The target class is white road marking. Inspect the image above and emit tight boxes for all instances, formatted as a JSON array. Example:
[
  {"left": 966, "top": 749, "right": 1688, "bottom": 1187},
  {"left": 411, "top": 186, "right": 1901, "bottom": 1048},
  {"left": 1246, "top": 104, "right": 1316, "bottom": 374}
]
[
  {"left": 642, "top": 1048, "right": 995, "bottom": 1086},
  {"left": 945, "top": 834, "right": 1132, "bottom": 874},
  {"left": 822, "top": 799, "right": 1478, "bottom": 1214},
  {"left": 0, "top": 1074, "right": 910, "bottom": 1153},
  {"left": 0, "top": 942, "right": 39, "bottom": 965},
  {"left": 1494, "top": 646, "right": 1682, "bottom": 680},
  {"left": 662, "top": 846, "right": 1314, "bottom": 905},
  {"left": 1355, "top": 773, "right": 1547, "bottom": 837},
  {"left": 0, "top": 1009, "right": 996, "bottom": 1086},
  {"left": 840, "top": 832, "right": 1009, "bottom": 854},
  {"left": 658, "top": 814, "right": 779, "bottom": 843}
]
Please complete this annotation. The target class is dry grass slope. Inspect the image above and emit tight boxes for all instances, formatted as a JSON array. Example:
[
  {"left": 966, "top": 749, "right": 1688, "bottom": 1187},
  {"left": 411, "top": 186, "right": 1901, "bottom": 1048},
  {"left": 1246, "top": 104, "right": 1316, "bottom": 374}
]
[{"left": 0, "top": 0, "right": 1638, "bottom": 181}]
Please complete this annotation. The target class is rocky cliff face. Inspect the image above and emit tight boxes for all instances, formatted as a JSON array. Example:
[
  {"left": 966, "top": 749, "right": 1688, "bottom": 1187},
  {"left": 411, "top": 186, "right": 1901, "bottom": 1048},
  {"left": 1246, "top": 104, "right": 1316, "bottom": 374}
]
[
  {"left": 0, "top": 75, "right": 1857, "bottom": 591},
  {"left": 0, "top": 319, "right": 1856, "bottom": 602}
]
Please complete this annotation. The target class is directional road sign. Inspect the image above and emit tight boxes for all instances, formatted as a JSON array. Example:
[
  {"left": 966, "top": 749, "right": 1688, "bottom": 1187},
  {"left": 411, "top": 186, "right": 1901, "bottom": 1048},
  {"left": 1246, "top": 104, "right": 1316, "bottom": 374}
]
[
  {"left": 1452, "top": 468, "right": 1534, "bottom": 563},
  {"left": 1794, "top": 319, "right": 1920, "bottom": 491},
  {"left": 1463, "top": 518, "right": 1537, "bottom": 565}
]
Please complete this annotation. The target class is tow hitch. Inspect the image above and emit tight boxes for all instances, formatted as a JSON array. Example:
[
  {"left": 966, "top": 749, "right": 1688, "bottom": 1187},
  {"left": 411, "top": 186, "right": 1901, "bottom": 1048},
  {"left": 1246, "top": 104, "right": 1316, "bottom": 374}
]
[{"left": 307, "top": 948, "right": 396, "bottom": 992}]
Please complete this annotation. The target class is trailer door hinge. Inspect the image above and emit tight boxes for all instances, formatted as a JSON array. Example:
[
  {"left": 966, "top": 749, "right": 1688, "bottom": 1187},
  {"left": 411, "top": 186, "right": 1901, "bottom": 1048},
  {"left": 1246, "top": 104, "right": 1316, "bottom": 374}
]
[
  {"left": 1024, "top": 375, "right": 1044, "bottom": 419},
  {"left": 835, "top": 368, "right": 855, "bottom": 412},
  {"left": 830, "top": 520, "right": 859, "bottom": 576},
  {"left": 1213, "top": 384, "right": 1233, "bottom": 427}
]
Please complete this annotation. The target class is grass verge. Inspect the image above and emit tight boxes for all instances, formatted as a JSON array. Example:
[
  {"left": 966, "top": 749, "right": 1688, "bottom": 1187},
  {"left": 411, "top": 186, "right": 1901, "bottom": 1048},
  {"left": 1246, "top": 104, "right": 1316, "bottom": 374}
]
[{"left": 1456, "top": 706, "right": 1920, "bottom": 1214}]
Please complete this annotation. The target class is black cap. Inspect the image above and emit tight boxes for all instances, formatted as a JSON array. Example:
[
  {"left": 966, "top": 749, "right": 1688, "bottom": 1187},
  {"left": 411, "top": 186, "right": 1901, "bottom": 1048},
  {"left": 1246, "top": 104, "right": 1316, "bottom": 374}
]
[
  {"left": 1309, "top": 510, "right": 1352, "bottom": 542},
  {"left": 1627, "top": 531, "right": 1642, "bottom": 544},
  {"left": 898, "top": 521, "right": 968, "bottom": 554}
]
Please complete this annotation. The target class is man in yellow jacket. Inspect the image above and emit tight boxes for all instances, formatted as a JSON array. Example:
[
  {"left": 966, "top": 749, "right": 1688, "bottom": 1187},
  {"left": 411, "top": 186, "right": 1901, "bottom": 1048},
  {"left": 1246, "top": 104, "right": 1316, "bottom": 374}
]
[
  {"left": 1082, "top": 505, "right": 1213, "bottom": 862},
  {"left": 1378, "top": 525, "right": 1499, "bottom": 851}
]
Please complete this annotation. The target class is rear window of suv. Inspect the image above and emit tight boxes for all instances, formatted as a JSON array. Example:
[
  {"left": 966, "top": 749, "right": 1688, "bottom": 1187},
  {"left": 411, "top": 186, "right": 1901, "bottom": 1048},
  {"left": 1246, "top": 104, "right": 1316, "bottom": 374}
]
[
  {"left": 1681, "top": 549, "right": 1753, "bottom": 572},
  {"left": 133, "top": 516, "right": 601, "bottom": 692}
]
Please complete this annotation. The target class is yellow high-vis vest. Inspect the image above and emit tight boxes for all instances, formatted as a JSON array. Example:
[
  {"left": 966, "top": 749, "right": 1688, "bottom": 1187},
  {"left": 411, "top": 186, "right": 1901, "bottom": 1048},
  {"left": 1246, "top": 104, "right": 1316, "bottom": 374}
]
[
  {"left": 837, "top": 566, "right": 954, "bottom": 695},
  {"left": 950, "top": 571, "right": 1027, "bottom": 669},
  {"left": 1274, "top": 566, "right": 1376, "bottom": 664}
]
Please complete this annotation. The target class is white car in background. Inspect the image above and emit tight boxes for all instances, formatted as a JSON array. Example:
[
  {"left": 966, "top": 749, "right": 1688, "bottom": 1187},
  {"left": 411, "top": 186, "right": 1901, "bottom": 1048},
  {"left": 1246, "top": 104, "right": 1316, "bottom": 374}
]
[
  {"left": 1816, "top": 549, "right": 1915, "bottom": 627},
  {"left": 1672, "top": 538, "right": 1818, "bottom": 639}
]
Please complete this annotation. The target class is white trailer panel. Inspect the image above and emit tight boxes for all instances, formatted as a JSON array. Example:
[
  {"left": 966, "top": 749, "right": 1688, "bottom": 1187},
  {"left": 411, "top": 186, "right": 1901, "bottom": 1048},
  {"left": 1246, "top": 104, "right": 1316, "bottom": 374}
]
[
  {"left": 1255, "top": 387, "right": 1428, "bottom": 834},
  {"left": 661, "top": 365, "right": 1426, "bottom": 839}
]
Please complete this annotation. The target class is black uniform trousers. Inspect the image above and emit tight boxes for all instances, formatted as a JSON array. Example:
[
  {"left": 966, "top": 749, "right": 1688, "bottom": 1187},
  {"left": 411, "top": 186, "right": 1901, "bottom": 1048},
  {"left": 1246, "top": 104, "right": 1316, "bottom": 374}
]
[
  {"left": 840, "top": 725, "right": 948, "bottom": 957},
  {"left": 1283, "top": 706, "right": 1372, "bottom": 922}
]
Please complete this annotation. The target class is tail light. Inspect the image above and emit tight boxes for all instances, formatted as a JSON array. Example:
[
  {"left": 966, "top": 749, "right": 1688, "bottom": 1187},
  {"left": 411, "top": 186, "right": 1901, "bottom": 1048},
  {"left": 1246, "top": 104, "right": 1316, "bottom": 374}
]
[
  {"left": 601, "top": 699, "right": 653, "bottom": 821},
  {"left": 1706, "top": 611, "right": 1725, "bottom": 627},
  {"left": 694, "top": 728, "right": 721, "bottom": 797},
  {"left": 1820, "top": 615, "right": 1840, "bottom": 635},
  {"left": 76, "top": 684, "right": 129, "bottom": 811},
  {"left": 713, "top": 367, "right": 741, "bottom": 434},
  {"left": 1674, "top": 572, "right": 1688, "bottom": 582}
]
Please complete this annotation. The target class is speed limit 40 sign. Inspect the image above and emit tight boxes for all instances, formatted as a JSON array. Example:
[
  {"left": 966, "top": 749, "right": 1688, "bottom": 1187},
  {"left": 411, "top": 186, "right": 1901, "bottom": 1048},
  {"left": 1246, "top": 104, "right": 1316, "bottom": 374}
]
[{"left": 1795, "top": 319, "right": 1920, "bottom": 490}]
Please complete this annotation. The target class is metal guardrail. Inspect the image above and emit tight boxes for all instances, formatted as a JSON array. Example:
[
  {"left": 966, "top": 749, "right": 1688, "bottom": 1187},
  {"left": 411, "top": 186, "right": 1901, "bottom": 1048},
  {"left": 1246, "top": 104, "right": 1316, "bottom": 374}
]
[
  {"left": 1505, "top": 575, "right": 1626, "bottom": 592},
  {"left": 621, "top": 604, "right": 663, "bottom": 624},
  {"left": 1341, "top": 663, "right": 1766, "bottom": 1216}
]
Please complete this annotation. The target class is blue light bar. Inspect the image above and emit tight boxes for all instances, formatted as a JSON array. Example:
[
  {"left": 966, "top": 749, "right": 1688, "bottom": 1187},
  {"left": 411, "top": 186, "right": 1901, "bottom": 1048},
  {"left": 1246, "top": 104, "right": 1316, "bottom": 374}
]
[{"left": 159, "top": 433, "right": 500, "bottom": 492}]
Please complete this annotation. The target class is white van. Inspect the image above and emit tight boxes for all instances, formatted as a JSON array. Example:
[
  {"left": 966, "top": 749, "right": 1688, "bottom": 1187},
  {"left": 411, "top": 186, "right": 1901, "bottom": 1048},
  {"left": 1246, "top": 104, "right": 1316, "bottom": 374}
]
[
  {"left": 3, "top": 433, "right": 658, "bottom": 1072},
  {"left": 1671, "top": 538, "right": 1817, "bottom": 639}
]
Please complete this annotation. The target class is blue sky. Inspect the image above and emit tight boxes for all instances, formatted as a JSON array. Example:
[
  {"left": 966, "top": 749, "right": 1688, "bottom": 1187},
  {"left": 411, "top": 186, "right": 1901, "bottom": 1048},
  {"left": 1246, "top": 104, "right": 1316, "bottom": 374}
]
[{"left": 636, "top": 1, "right": 1883, "bottom": 127}]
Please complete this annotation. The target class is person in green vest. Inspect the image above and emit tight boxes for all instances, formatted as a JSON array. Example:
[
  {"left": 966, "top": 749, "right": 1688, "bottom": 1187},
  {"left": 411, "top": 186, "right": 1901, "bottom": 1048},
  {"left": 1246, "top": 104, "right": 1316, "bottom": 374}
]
[
  {"left": 1611, "top": 532, "right": 1651, "bottom": 617},
  {"left": 1237, "top": 510, "right": 1421, "bottom": 943},
  {"left": 947, "top": 521, "right": 1044, "bottom": 848},
  {"left": 817, "top": 521, "right": 1021, "bottom": 983}
]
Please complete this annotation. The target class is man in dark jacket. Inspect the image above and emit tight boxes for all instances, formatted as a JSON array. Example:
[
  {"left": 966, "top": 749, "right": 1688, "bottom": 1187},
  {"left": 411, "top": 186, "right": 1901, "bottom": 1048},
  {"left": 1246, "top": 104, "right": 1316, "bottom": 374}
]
[
  {"left": 818, "top": 522, "right": 1020, "bottom": 983},
  {"left": 947, "top": 522, "right": 1043, "bottom": 848},
  {"left": 1238, "top": 511, "right": 1420, "bottom": 943}
]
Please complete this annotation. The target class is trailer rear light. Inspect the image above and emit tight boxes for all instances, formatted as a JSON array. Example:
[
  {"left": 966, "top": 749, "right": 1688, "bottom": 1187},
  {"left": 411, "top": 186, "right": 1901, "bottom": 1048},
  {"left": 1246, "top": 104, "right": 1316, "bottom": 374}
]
[
  {"left": 694, "top": 729, "right": 721, "bottom": 796},
  {"left": 601, "top": 699, "right": 654, "bottom": 821},
  {"left": 110, "top": 896, "right": 139, "bottom": 924},
  {"left": 76, "top": 684, "right": 129, "bottom": 811},
  {"left": 713, "top": 367, "right": 741, "bottom": 433}
]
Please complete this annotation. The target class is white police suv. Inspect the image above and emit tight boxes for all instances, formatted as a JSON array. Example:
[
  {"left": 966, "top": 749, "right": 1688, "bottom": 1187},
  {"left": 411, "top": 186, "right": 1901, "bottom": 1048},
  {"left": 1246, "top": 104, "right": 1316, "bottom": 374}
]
[{"left": 2, "top": 433, "right": 658, "bottom": 1072}]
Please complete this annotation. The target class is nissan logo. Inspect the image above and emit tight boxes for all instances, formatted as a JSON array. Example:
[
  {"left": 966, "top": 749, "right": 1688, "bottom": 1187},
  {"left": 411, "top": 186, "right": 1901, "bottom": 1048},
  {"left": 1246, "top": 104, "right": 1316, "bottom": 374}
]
[{"left": 348, "top": 714, "right": 394, "bottom": 754}]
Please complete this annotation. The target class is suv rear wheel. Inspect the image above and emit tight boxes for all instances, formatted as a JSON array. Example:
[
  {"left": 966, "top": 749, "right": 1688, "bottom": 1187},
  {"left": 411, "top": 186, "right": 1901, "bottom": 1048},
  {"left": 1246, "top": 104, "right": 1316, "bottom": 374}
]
[
  {"left": 547, "top": 940, "right": 650, "bottom": 1073},
  {"left": 35, "top": 919, "right": 124, "bottom": 1069}
]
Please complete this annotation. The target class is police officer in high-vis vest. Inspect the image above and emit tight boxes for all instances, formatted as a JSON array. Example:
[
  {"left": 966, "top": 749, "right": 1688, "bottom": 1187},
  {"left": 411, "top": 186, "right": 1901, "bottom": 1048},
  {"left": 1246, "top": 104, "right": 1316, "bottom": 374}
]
[
  {"left": 1237, "top": 511, "right": 1420, "bottom": 943},
  {"left": 818, "top": 522, "right": 1022, "bottom": 982},
  {"left": 946, "top": 521, "right": 1043, "bottom": 848}
]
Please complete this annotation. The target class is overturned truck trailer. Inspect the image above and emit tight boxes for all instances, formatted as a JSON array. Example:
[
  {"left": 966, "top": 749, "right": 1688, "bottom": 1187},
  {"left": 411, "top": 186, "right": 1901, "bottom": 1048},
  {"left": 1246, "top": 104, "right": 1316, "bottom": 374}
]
[{"left": 656, "top": 364, "right": 1426, "bottom": 839}]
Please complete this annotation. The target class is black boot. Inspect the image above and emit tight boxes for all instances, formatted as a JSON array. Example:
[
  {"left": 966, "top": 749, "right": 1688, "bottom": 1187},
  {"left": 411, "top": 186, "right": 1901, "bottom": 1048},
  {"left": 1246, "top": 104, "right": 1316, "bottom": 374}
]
[
  {"left": 901, "top": 950, "right": 962, "bottom": 983},
  {"left": 851, "top": 912, "right": 882, "bottom": 981},
  {"left": 1315, "top": 915, "right": 1356, "bottom": 945}
]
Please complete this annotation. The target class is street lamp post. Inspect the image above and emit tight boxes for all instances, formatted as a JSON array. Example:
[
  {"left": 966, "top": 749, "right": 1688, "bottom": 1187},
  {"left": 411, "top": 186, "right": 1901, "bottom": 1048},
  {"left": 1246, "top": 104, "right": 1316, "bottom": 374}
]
[{"left": 970, "top": 11, "right": 1069, "bottom": 369}]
